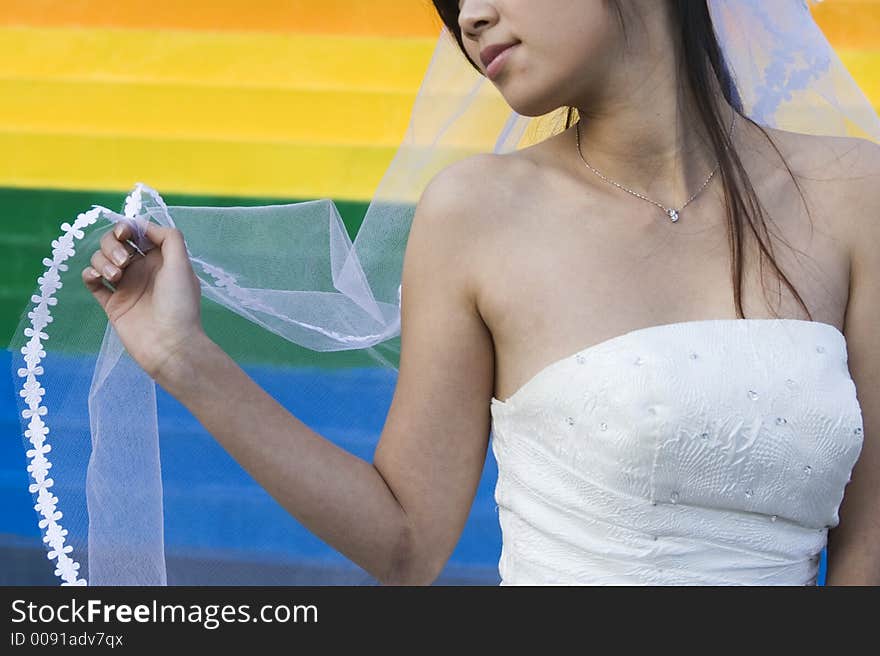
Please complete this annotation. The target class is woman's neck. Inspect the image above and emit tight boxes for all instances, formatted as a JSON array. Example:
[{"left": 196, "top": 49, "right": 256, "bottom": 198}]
[{"left": 568, "top": 91, "right": 739, "bottom": 209}]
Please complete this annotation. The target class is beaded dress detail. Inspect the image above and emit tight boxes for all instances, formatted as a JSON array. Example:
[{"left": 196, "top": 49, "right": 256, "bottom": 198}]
[{"left": 489, "top": 319, "right": 864, "bottom": 585}]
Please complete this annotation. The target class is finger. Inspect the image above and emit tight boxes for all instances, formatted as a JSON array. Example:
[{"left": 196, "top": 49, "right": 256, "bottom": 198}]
[
  {"left": 144, "top": 223, "right": 188, "bottom": 261},
  {"left": 100, "top": 225, "right": 135, "bottom": 269},
  {"left": 82, "top": 266, "right": 112, "bottom": 309},
  {"left": 124, "top": 238, "right": 146, "bottom": 258},
  {"left": 90, "top": 250, "right": 122, "bottom": 283},
  {"left": 113, "top": 223, "right": 149, "bottom": 259},
  {"left": 112, "top": 221, "right": 130, "bottom": 242}
]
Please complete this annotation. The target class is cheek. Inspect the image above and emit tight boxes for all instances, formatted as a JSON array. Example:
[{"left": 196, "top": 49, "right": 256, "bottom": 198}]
[
  {"left": 545, "top": 8, "right": 615, "bottom": 66},
  {"left": 539, "top": 0, "right": 615, "bottom": 54},
  {"left": 494, "top": 53, "right": 572, "bottom": 117},
  {"left": 533, "top": 12, "right": 618, "bottom": 88},
  {"left": 497, "top": 31, "right": 614, "bottom": 116}
]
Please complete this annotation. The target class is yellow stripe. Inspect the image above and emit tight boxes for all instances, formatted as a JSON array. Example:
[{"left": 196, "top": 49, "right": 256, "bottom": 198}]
[
  {"left": 4, "top": 26, "right": 875, "bottom": 99},
  {"left": 0, "top": 27, "right": 437, "bottom": 92},
  {"left": 0, "top": 79, "right": 421, "bottom": 147},
  {"left": 0, "top": 131, "right": 398, "bottom": 201},
  {"left": 0, "top": 27, "right": 443, "bottom": 198},
  {"left": 1, "top": 26, "right": 879, "bottom": 199},
  {"left": 839, "top": 50, "right": 880, "bottom": 104}
]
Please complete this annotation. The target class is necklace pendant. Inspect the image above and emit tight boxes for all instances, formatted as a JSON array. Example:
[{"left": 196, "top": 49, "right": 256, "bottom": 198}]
[{"left": 667, "top": 208, "right": 680, "bottom": 223}]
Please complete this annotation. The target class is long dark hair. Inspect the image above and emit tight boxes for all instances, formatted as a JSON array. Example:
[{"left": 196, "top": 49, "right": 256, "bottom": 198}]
[{"left": 430, "top": 0, "right": 815, "bottom": 321}]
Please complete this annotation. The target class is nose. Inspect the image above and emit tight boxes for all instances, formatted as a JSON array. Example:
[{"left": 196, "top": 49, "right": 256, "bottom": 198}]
[{"left": 458, "top": 0, "right": 499, "bottom": 40}]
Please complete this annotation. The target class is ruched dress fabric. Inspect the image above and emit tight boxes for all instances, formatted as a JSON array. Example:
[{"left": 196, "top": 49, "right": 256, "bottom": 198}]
[{"left": 489, "top": 319, "right": 865, "bottom": 585}]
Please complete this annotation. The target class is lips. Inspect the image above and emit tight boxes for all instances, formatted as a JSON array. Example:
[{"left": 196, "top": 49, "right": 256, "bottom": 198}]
[{"left": 480, "top": 41, "right": 520, "bottom": 70}]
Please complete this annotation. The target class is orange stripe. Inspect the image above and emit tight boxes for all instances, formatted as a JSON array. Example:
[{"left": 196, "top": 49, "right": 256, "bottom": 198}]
[
  {"left": 811, "top": 0, "right": 880, "bottom": 51},
  {"left": 4, "top": 1, "right": 876, "bottom": 49},
  {"left": 1, "top": 0, "right": 443, "bottom": 37}
]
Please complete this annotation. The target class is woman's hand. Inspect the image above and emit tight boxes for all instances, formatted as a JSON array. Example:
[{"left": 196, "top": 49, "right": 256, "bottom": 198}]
[{"left": 82, "top": 221, "right": 206, "bottom": 381}]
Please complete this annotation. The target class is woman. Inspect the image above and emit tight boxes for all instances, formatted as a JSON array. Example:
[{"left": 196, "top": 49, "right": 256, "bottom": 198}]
[{"left": 78, "top": 0, "right": 878, "bottom": 584}]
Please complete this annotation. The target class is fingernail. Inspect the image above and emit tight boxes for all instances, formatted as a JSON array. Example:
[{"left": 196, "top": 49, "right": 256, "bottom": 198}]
[
  {"left": 103, "top": 264, "right": 119, "bottom": 279},
  {"left": 87, "top": 267, "right": 101, "bottom": 279},
  {"left": 113, "top": 249, "right": 128, "bottom": 266},
  {"left": 114, "top": 224, "right": 125, "bottom": 239}
]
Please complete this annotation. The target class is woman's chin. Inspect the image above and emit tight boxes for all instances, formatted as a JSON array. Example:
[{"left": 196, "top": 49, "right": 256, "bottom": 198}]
[
  {"left": 492, "top": 71, "right": 566, "bottom": 117},
  {"left": 502, "top": 91, "right": 565, "bottom": 119}
]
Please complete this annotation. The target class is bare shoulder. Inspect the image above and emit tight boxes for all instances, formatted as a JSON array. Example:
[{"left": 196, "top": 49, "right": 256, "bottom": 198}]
[
  {"left": 413, "top": 150, "right": 535, "bottom": 254},
  {"left": 795, "top": 131, "right": 880, "bottom": 252},
  {"left": 837, "top": 135, "right": 880, "bottom": 231},
  {"left": 827, "top": 134, "right": 880, "bottom": 274},
  {"left": 759, "top": 126, "right": 880, "bottom": 247},
  {"left": 750, "top": 124, "right": 874, "bottom": 178},
  {"left": 405, "top": 153, "right": 532, "bottom": 301},
  {"left": 420, "top": 151, "right": 536, "bottom": 216},
  {"left": 762, "top": 126, "right": 880, "bottom": 193}
]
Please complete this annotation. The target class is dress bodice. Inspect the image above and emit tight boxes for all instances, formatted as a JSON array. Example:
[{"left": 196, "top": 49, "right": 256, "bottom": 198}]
[{"left": 488, "top": 319, "right": 864, "bottom": 585}]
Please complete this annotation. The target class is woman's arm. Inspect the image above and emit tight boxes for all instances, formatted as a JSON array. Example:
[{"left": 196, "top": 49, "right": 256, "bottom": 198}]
[
  {"left": 111, "top": 158, "right": 497, "bottom": 585},
  {"left": 825, "top": 139, "right": 880, "bottom": 586},
  {"left": 157, "top": 333, "right": 416, "bottom": 584}
]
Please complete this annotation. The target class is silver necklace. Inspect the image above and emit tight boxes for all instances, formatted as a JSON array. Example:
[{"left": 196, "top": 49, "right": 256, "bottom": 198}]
[{"left": 575, "top": 111, "right": 737, "bottom": 223}]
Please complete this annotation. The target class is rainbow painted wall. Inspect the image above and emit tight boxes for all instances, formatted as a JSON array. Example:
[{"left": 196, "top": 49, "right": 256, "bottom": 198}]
[{"left": 1, "top": 0, "right": 878, "bottom": 585}]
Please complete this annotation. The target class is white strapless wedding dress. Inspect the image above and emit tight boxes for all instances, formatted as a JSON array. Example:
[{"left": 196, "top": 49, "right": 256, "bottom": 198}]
[{"left": 489, "top": 319, "right": 864, "bottom": 585}]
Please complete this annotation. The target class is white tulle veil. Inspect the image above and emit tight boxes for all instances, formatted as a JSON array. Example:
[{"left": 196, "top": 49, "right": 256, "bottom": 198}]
[{"left": 8, "top": 0, "right": 880, "bottom": 585}]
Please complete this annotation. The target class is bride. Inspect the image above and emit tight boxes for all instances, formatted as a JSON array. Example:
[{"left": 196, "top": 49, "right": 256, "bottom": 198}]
[{"left": 80, "top": 0, "right": 878, "bottom": 584}]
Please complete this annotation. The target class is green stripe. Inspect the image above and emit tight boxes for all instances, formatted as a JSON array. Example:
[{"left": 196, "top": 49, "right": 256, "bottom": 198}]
[{"left": 2, "top": 186, "right": 400, "bottom": 369}]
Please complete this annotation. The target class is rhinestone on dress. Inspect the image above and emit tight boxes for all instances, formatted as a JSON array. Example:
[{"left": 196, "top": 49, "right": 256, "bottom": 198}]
[
  {"left": 565, "top": 416, "right": 576, "bottom": 426},
  {"left": 689, "top": 352, "right": 699, "bottom": 360},
  {"left": 745, "top": 489, "right": 754, "bottom": 499},
  {"left": 576, "top": 354, "right": 586, "bottom": 364},
  {"left": 700, "top": 431, "right": 709, "bottom": 440},
  {"left": 634, "top": 356, "right": 645, "bottom": 366},
  {"left": 599, "top": 422, "right": 608, "bottom": 431},
  {"left": 803, "top": 465, "right": 813, "bottom": 475},
  {"left": 854, "top": 427, "right": 863, "bottom": 436},
  {"left": 747, "top": 389, "right": 759, "bottom": 400},
  {"left": 670, "top": 491, "right": 679, "bottom": 504},
  {"left": 648, "top": 406, "right": 657, "bottom": 415},
  {"left": 770, "top": 515, "right": 778, "bottom": 523},
  {"left": 776, "top": 417, "right": 787, "bottom": 425},
  {"left": 816, "top": 345, "right": 825, "bottom": 353},
  {"left": 786, "top": 378, "right": 797, "bottom": 388}
]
